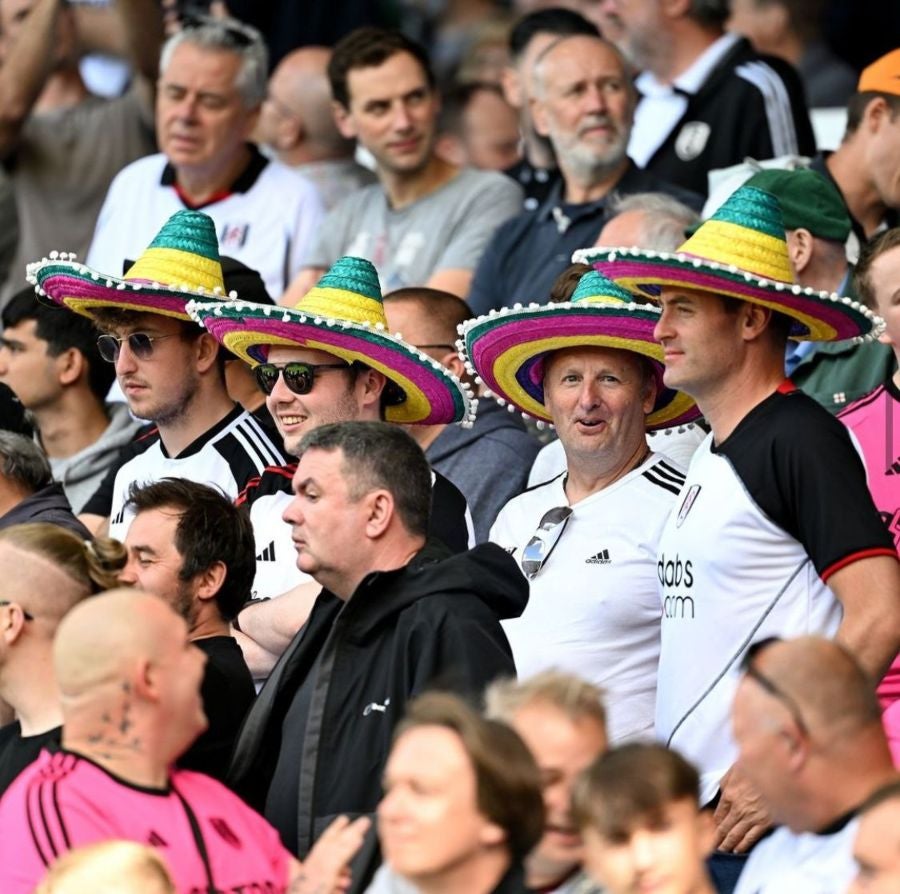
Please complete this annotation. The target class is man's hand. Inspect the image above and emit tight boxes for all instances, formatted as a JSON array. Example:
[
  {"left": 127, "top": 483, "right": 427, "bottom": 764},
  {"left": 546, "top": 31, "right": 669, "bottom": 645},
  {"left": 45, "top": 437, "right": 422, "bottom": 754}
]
[
  {"left": 289, "top": 815, "right": 372, "bottom": 894},
  {"left": 713, "top": 764, "right": 773, "bottom": 854}
]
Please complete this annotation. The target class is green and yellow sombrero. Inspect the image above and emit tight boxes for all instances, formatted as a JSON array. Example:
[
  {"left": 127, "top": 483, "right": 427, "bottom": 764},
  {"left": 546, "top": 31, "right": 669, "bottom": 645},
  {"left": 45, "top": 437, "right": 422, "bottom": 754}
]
[
  {"left": 27, "top": 210, "right": 231, "bottom": 321},
  {"left": 459, "top": 270, "right": 699, "bottom": 430},
  {"left": 187, "top": 257, "right": 475, "bottom": 427},
  {"left": 577, "top": 184, "right": 881, "bottom": 342}
]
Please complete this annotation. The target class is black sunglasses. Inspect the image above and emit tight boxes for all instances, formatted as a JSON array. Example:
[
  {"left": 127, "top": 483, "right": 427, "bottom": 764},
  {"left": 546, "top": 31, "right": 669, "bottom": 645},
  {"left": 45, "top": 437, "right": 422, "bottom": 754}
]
[
  {"left": 97, "top": 332, "right": 177, "bottom": 363},
  {"left": 741, "top": 637, "right": 809, "bottom": 737},
  {"left": 254, "top": 361, "right": 351, "bottom": 396},
  {"left": 520, "top": 506, "right": 573, "bottom": 579}
]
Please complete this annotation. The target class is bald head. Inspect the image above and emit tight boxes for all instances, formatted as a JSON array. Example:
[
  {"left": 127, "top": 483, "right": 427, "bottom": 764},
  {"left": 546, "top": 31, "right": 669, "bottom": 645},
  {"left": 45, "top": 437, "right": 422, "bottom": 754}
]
[
  {"left": 268, "top": 46, "right": 351, "bottom": 154},
  {"left": 745, "top": 637, "right": 881, "bottom": 736},
  {"left": 53, "top": 589, "right": 187, "bottom": 702}
]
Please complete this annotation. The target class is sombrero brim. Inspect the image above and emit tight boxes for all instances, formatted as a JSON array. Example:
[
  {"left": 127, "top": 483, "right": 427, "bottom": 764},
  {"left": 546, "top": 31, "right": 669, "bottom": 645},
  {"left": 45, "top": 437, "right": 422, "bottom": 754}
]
[
  {"left": 186, "top": 300, "right": 475, "bottom": 427},
  {"left": 27, "top": 256, "right": 232, "bottom": 322},
  {"left": 459, "top": 302, "right": 699, "bottom": 430},
  {"left": 574, "top": 247, "right": 881, "bottom": 342}
]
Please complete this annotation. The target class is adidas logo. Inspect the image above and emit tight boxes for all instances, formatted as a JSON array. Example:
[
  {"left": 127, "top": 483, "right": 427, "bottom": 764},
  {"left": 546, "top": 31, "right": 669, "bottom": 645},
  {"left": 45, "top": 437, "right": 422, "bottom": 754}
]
[
  {"left": 586, "top": 549, "right": 611, "bottom": 565},
  {"left": 256, "top": 540, "right": 276, "bottom": 562},
  {"left": 111, "top": 506, "right": 126, "bottom": 526},
  {"left": 887, "top": 459, "right": 900, "bottom": 476}
]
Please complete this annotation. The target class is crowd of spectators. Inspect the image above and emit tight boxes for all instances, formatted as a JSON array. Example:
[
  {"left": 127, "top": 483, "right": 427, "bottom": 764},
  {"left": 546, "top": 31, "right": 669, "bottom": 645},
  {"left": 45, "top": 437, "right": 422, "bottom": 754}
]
[{"left": 0, "top": 2, "right": 898, "bottom": 893}]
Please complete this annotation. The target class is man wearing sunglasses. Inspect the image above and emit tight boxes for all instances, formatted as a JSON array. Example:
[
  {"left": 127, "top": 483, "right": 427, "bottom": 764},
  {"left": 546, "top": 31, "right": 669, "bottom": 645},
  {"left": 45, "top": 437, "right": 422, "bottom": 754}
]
[
  {"left": 28, "top": 209, "right": 287, "bottom": 546},
  {"left": 189, "top": 256, "right": 477, "bottom": 681},
  {"left": 731, "top": 637, "right": 897, "bottom": 894}
]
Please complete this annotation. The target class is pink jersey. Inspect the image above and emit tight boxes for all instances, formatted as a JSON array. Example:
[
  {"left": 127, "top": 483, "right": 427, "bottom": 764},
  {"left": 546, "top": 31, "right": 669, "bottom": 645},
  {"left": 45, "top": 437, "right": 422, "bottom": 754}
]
[
  {"left": 0, "top": 750, "right": 291, "bottom": 894},
  {"left": 839, "top": 381, "right": 900, "bottom": 739}
]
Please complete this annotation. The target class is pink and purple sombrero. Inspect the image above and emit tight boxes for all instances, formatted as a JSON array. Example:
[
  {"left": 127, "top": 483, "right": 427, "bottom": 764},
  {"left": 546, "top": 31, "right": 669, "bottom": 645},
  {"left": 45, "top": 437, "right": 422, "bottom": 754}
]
[
  {"left": 187, "top": 256, "right": 474, "bottom": 427},
  {"left": 458, "top": 270, "right": 699, "bottom": 430},
  {"left": 576, "top": 184, "right": 882, "bottom": 342},
  {"left": 27, "top": 210, "right": 233, "bottom": 321}
]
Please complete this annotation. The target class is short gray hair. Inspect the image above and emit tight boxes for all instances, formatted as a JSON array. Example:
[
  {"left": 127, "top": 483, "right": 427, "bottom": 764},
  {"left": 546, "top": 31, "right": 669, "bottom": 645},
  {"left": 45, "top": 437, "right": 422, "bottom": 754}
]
[
  {"left": 485, "top": 669, "right": 607, "bottom": 732},
  {"left": 159, "top": 17, "right": 268, "bottom": 108},
  {"left": 0, "top": 432, "right": 52, "bottom": 493},
  {"left": 606, "top": 191, "right": 700, "bottom": 252}
]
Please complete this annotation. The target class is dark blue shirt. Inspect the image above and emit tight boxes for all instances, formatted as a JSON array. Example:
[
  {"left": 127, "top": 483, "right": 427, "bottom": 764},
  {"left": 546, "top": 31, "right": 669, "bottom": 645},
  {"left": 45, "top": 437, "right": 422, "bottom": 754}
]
[{"left": 467, "top": 162, "right": 702, "bottom": 316}]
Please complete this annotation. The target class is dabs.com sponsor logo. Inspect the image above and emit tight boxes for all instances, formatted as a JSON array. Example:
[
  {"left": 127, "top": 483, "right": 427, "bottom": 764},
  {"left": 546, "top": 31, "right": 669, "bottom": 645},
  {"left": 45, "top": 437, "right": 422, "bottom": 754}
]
[{"left": 658, "top": 552, "right": 695, "bottom": 619}]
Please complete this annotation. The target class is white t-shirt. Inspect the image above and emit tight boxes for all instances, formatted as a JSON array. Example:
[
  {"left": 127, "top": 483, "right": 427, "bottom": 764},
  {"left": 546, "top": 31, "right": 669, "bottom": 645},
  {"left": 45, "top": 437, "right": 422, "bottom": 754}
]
[
  {"left": 87, "top": 149, "right": 325, "bottom": 300},
  {"left": 734, "top": 818, "right": 859, "bottom": 894},
  {"left": 655, "top": 389, "right": 891, "bottom": 805},
  {"left": 490, "top": 454, "right": 686, "bottom": 743},
  {"left": 108, "top": 406, "right": 287, "bottom": 543}
]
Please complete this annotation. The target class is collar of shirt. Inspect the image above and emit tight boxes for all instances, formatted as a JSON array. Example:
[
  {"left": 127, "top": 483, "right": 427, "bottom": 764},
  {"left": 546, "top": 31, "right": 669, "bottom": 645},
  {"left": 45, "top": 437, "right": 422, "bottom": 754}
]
[
  {"left": 536, "top": 161, "right": 640, "bottom": 226},
  {"left": 635, "top": 30, "right": 742, "bottom": 98},
  {"left": 160, "top": 143, "right": 269, "bottom": 210}
]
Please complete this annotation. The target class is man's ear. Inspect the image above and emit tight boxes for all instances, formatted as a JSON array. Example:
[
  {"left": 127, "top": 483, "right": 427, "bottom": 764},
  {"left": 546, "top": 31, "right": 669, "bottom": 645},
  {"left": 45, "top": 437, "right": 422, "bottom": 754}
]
[
  {"left": 479, "top": 821, "right": 507, "bottom": 848},
  {"left": 333, "top": 101, "right": 357, "bottom": 139},
  {"left": 531, "top": 95, "right": 550, "bottom": 138},
  {"left": 785, "top": 228, "right": 813, "bottom": 276},
  {"left": 741, "top": 302, "right": 774, "bottom": 342},
  {"left": 194, "top": 561, "right": 227, "bottom": 602},
  {"left": 501, "top": 66, "right": 522, "bottom": 110},
  {"left": 195, "top": 333, "right": 220, "bottom": 374},
  {"left": 364, "top": 490, "right": 394, "bottom": 538},
  {"left": 56, "top": 347, "right": 85, "bottom": 387}
]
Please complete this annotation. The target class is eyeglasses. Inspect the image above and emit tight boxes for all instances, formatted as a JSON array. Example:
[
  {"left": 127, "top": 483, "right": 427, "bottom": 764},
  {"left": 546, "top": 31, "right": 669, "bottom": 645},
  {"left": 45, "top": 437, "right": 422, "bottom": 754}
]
[
  {"left": 520, "top": 506, "right": 573, "bottom": 579},
  {"left": 0, "top": 600, "right": 34, "bottom": 621},
  {"left": 254, "top": 361, "right": 350, "bottom": 396},
  {"left": 741, "top": 637, "right": 809, "bottom": 737},
  {"left": 97, "top": 333, "right": 177, "bottom": 363},
  {"left": 413, "top": 343, "right": 457, "bottom": 353}
]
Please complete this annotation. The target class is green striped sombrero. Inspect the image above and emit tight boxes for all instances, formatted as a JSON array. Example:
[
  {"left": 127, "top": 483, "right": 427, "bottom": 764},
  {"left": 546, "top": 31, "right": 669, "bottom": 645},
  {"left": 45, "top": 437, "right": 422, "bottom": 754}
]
[
  {"left": 27, "top": 210, "right": 231, "bottom": 321},
  {"left": 459, "top": 270, "right": 698, "bottom": 430}
]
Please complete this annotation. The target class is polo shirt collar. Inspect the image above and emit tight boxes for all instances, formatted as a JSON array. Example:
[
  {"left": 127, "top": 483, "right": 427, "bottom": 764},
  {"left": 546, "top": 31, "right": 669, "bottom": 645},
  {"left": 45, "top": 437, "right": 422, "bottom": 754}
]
[
  {"left": 537, "top": 160, "right": 642, "bottom": 224},
  {"left": 160, "top": 143, "right": 269, "bottom": 210},
  {"left": 636, "top": 31, "right": 741, "bottom": 97}
]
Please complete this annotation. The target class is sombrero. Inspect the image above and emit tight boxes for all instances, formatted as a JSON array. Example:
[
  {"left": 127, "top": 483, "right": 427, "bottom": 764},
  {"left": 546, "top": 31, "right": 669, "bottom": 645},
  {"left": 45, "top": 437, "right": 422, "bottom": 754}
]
[
  {"left": 458, "top": 270, "right": 699, "bottom": 430},
  {"left": 186, "top": 256, "right": 475, "bottom": 427},
  {"left": 576, "top": 184, "right": 881, "bottom": 342},
  {"left": 27, "top": 210, "right": 232, "bottom": 321}
]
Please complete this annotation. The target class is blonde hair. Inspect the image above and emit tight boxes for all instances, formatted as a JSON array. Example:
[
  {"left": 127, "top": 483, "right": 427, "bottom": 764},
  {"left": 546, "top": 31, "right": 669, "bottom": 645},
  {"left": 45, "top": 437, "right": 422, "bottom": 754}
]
[
  {"left": 0, "top": 523, "right": 126, "bottom": 594},
  {"left": 485, "top": 669, "right": 607, "bottom": 731},
  {"left": 35, "top": 841, "right": 175, "bottom": 894}
]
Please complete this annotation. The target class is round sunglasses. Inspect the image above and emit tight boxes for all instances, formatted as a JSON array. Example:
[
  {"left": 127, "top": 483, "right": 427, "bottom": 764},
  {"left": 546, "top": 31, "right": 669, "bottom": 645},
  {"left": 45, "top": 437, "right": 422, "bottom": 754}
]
[{"left": 254, "top": 361, "right": 351, "bottom": 396}]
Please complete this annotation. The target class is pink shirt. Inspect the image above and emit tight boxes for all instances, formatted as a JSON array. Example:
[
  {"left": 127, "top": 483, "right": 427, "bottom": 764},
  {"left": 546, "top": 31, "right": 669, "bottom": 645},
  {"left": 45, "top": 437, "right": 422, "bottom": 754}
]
[
  {"left": 839, "top": 380, "right": 900, "bottom": 747},
  {"left": 0, "top": 750, "right": 292, "bottom": 894}
]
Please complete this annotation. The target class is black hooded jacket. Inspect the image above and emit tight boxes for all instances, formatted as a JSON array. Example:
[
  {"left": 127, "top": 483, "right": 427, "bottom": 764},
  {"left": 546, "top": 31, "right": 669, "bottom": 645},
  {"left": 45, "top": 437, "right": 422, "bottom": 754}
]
[{"left": 228, "top": 539, "right": 526, "bottom": 856}]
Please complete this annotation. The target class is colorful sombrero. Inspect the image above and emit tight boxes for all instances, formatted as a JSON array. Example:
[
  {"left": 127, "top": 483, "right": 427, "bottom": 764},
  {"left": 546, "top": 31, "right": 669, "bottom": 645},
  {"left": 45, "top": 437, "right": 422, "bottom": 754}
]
[
  {"left": 576, "top": 184, "right": 882, "bottom": 342},
  {"left": 186, "top": 257, "right": 475, "bottom": 427},
  {"left": 458, "top": 270, "right": 699, "bottom": 430},
  {"left": 27, "top": 210, "right": 233, "bottom": 321}
]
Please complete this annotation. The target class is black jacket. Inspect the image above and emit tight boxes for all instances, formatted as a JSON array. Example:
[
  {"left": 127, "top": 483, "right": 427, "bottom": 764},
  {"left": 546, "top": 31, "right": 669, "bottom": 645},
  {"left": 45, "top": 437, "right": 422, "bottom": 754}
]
[
  {"left": 228, "top": 540, "right": 526, "bottom": 856},
  {"left": 641, "top": 37, "right": 815, "bottom": 196},
  {"left": 0, "top": 484, "right": 90, "bottom": 538}
]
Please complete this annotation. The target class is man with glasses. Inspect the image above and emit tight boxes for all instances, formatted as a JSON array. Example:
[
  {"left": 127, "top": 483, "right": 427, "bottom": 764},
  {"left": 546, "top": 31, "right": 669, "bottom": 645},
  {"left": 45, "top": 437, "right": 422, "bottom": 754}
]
[
  {"left": 592, "top": 184, "right": 900, "bottom": 890},
  {"left": 86, "top": 15, "right": 324, "bottom": 301},
  {"left": 27, "top": 209, "right": 287, "bottom": 543},
  {"left": 460, "top": 270, "right": 698, "bottom": 744},
  {"left": 731, "top": 637, "right": 897, "bottom": 893}
]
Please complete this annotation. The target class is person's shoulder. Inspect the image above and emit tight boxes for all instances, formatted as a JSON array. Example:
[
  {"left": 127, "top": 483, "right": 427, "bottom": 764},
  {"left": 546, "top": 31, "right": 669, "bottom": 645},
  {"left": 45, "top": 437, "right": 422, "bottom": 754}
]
[
  {"left": 259, "top": 157, "right": 324, "bottom": 200},
  {"left": 453, "top": 167, "right": 523, "bottom": 200},
  {"left": 107, "top": 152, "right": 167, "bottom": 188},
  {"left": 327, "top": 178, "right": 384, "bottom": 219}
]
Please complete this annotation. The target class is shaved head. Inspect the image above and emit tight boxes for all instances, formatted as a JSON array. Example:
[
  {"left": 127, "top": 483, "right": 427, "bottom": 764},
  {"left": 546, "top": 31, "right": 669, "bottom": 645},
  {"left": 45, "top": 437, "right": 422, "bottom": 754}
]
[
  {"left": 0, "top": 540, "right": 88, "bottom": 624},
  {"left": 54, "top": 589, "right": 185, "bottom": 702},
  {"left": 383, "top": 287, "right": 473, "bottom": 346}
]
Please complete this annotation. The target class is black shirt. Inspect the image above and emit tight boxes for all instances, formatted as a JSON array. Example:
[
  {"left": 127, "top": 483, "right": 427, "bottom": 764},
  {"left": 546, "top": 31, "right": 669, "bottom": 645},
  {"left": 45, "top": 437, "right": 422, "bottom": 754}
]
[
  {"left": 178, "top": 636, "right": 255, "bottom": 783},
  {"left": 0, "top": 722, "right": 60, "bottom": 795}
]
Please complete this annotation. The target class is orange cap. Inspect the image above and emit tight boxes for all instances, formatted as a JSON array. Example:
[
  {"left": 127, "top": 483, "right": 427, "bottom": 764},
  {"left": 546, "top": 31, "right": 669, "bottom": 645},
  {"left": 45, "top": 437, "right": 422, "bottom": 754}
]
[{"left": 858, "top": 48, "right": 900, "bottom": 95}]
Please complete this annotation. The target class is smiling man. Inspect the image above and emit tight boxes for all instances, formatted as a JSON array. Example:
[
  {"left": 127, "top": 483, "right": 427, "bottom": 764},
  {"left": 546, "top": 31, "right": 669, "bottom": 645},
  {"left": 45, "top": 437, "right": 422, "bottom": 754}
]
[
  {"left": 86, "top": 15, "right": 323, "bottom": 300},
  {"left": 284, "top": 27, "right": 521, "bottom": 300},
  {"left": 461, "top": 270, "right": 697, "bottom": 743},
  {"left": 226, "top": 421, "right": 524, "bottom": 862}
]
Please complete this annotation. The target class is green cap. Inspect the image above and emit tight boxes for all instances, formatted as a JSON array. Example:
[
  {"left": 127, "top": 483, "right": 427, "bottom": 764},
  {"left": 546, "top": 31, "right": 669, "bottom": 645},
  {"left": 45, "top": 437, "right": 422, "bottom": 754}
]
[{"left": 744, "top": 168, "right": 851, "bottom": 243}]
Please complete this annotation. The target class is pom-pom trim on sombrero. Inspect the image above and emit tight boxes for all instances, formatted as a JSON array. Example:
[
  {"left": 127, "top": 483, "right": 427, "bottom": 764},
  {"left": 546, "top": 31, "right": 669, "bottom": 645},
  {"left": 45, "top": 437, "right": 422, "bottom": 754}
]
[
  {"left": 457, "top": 297, "right": 699, "bottom": 430},
  {"left": 26, "top": 210, "right": 236, "bottom": 322},
  {"left": 575, "top": 185, "right": 883, "bottom": 343},
  {"left": 186, "top": 299, "right": 476, "bottom": 428}
]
